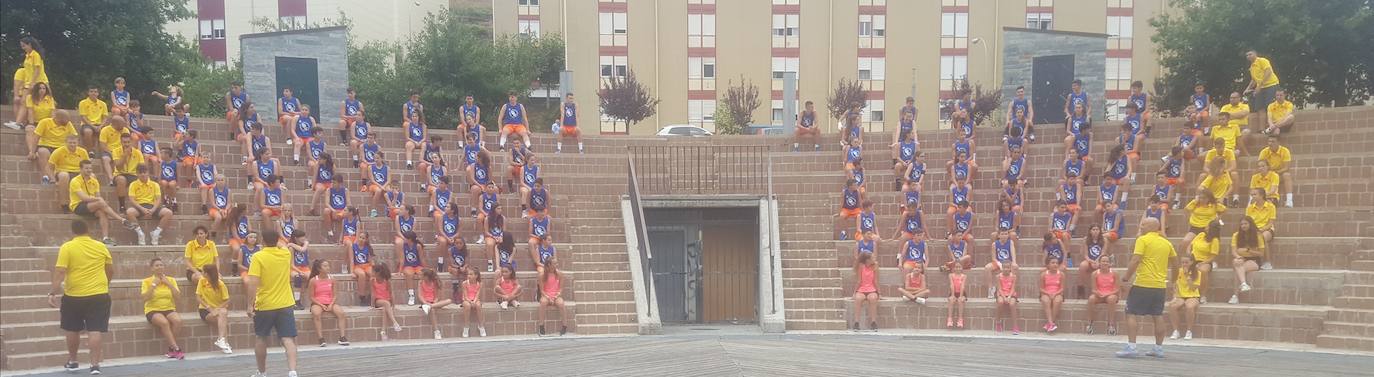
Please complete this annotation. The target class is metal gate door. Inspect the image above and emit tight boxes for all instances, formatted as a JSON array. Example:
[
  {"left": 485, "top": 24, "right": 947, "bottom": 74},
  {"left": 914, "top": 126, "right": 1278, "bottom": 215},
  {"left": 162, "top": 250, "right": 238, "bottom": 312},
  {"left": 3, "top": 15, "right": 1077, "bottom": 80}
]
[
  {"left": 700, "top": 224, "right": 758, "bottom": 323},
  {"left": 275, "top": 57, "right": 320, "bottom": 117},
  {"left": 1032, "top": 54, "right": 1075, "bottom": 125},
  {"left": 649, "top": 229, "right": 690, "bottom": 323}
]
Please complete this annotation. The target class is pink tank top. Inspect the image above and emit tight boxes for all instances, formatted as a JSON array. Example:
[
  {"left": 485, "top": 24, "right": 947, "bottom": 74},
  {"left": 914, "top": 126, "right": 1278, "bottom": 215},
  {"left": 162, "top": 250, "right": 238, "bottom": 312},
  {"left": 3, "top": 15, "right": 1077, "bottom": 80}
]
[
  {"left": 856, "top": 264, "right": 877, "bottom": 293},
  {"left": 311, "top": 277, "right": 335, "bottom": 305},
  {"left": 998, "top": 274, "right": 1016, "bottom": 296},
  {"left": 542, "top": 273, "right": 562, "bottom": 297},
  {"left": 372, "top": 279, "right": 392, "bottom": 303},
  {"left": 906, "top": 273, "right": 924, "bottom": 290},
  {"left": 1095, "top": 272, "right": 1118, "bottom": 296},
  {"left": 1042, "top": 271, "right": 1063, "bottom": 295},
  {"left": 464, "top": 282, "right": 481, "bottom": 301},
  {"left": 499, "top": 277, "right": 517, "bottom": 294},
  {"left": 420, "top": 280, "right": 438, "bottom": 303},
  {"left": 950, "top": 274, "right": 966, "bottom": 294}
]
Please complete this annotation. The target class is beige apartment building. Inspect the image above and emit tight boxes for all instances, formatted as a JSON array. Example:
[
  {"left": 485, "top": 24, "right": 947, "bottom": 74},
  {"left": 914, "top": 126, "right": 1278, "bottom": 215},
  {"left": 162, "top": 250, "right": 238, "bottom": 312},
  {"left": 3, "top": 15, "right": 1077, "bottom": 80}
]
[{"left": 490, "top": 0, "right": 1167, "bottom": 135}]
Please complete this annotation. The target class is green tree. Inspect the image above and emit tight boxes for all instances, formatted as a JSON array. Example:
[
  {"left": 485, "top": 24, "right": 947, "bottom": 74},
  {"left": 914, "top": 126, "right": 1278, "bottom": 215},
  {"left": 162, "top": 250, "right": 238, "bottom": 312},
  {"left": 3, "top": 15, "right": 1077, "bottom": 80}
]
[
  {"left": 1, "top": 0, "right": 198, "bottom": 107},
  {"left": 1150, "top": 0, "right": 1373, "bottom": 109},
  {"left": 717, "top": 76, "right": 760, "bottom": 135},
  {"left": 712, "top": 105, "right": 737, "bottom": 135},
  {"left": 599, "top": 70, "right": 659, "bottom": 131},
  {"left": 950, "top": 79, "right": 1002, "bottom": 127},
  {"left": 827, "top": 77, "right": 866, "bottom": 121}
]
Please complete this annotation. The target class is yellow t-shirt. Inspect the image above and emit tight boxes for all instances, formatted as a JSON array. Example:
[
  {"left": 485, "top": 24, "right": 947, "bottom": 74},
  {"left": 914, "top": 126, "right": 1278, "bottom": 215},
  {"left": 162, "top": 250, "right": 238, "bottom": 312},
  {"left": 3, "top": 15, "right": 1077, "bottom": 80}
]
[
  {"left": 1211, "top": 123, "right": 1242, "bottom": 150},
  {"left": 13, "top": 67, "right": 26, "bottom": 84},
  {"left": 197, "top": 277, "right": 230, "bottom": 309},
  {"left": 1250, "top": 171, "right": 1279, "bottom": 199},
  {"left": 48, "top": 146, "right": 89, "bottom": 173},
  {"left": 1231, "top": 231, "right": 1267, "bottom": 256},
  {"left": 68, "top": 174, "right": 101, "bottom": 211},
  {"left": 98, "top": 125, "right": 128, "bottom": 153},
  {"left": 1250, "top": 57, "right": 1280, "bottom": 89},
  {"left": 128, "top": 178, "right": 161, "bottom": 205},
  {"left": 78, "top": 98, "right": 108, "bottom": 125},
  {"left": 26, "top": 95, "right": 55, "bottom": 123},
  {"left": 1258, "top": 146, "right": 1291, "bottom": 171},
  {"left": 33, "top": 117, "right": 76, "bottom": 149},
  {"left": 141, "top": 276, "right": 179, "bottom": 314},
  {"left": 1132, "top": 231, "right": 1176, "bottom": 289},
  {"left": 1176, "top": 272, "right": 1202, "bottom": 298},
  {"left": 184, "top": 240, "right": 218, "bottom": 270},
  {"left": 1220, "top": 103, "right": 1249, "bottom": 128},
  {"left": 1204, "top": 147, "right": 1236, "bottom": 167},
  {"left": 1267, "top": 100, "right": 1294, "bottom": 124},
  {"left": 1247, "top": 201, "right": 1277, "bottom": 229},
  {"left": 1200, "top": 174, "right": 1232, "bottom": 201},
  {"left": 112, "top": 149, "right": 144, "bottom": 175},
  {"left": 248, "top": 246, "right": 295, "bottom": 311},
  {"left": 1185, "top": 199, "right": 1226, "bottom": 228},
  {"left": 1189, "top": 232, "right": 1221, "bottom": 263},
  {"left": 55, "top": 235, "right": 113, "bottom": 297},
  {"left": 24, "top": 50, "right": 48, "bottom": 85}
]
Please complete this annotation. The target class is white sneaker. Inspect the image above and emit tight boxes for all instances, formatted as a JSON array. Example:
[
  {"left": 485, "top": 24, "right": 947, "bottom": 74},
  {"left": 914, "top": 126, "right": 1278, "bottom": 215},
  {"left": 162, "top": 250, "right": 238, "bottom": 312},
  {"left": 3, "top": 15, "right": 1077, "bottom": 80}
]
[
  {"left": 1240, "top": 282, "right": 1253, "bottom": 292},
  {"left": 479, "top": 326, "right": 487, "bottom": 337},
  {"left": 251, "top": 372, "right": 267, "bottom": 377},
  {"left": 421, "top": 304, "right": 431, "bottom": 314},
  {"left": 433, "top": 330, "right": 442, "bottom": 340},
  {"left": 1169, "top": 330, "right": 1180, "bottom": 340},
  {"left": 150, "top": 228, "right": 162, "bottom": 246},
  {"left": 286, "top": 138, "right": 293, "bottom": 145},
  {"left": 1200, "top": 296, "right": 1208, "bottom": 304},
  {"left": 1228, "top": 295, "right": 1239, "bottom": 304},
  {"left": 988, "top": 287, "right": 996, "bottom": 299},
  {"left": 511, "top": 300, "right": 520, "bottom": 308},
  {"left": 1260, "top": 262, "right": 1273, "bottom": 270},
  {"left": 214, "top": 337, "right": 232, "bottom": 354},
  {"left": 499, "top": 301, "right": 508, "bottom": 309},
  {"left": 407, "top": 293, "right": 416, "bottom": 306},
  {"left": 462, "top": 328, "right": 469, "bottom": 338},
  {"left": 3, "top": 121, "right": 20, "bottom": 130},
  {"left": 135, "top": 227, "right": 147, "bottom": 245},
  {"left": 392, "top": 323, "right": 403, "bottom": 332},
  {"left": 1284, "top": 199, "right": 1293, "bottom": 208},
  {"left": 288, "top": 371, "right": 298, "bottom": 377},
  {"left": 1184, "top": 330, "right": 1193, "bottom": 340},
  {"left": 916, "top": 297, "right": 927, "bottom": 305}
]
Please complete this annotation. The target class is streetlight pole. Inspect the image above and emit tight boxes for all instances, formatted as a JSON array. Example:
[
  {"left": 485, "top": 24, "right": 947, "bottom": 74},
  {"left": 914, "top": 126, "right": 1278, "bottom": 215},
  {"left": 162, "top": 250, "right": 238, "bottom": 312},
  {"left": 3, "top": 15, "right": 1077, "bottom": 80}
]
[{"left": 971, "top": 37, "right": 991, "bottom": 87}]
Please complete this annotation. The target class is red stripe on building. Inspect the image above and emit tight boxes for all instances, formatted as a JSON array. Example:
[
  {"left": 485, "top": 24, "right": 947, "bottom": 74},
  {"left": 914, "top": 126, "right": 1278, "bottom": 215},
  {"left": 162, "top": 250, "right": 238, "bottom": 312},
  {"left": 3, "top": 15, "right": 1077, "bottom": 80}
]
[
  {"left": 278, "top": 0, "right": 306, "bottom": 16},
  {"left": 1106, "top": 49, "right": 1132, "bottom": 58},
  {"left": 1107, "top": 7, "right": 1134, "bottom": 16},
  {"left": 858, "top": 5, "right": 885, "bottom": 15},
  {"left": 517, "top": 14, "right": 540, "bottom": 21},
  {"left": 686, "top": 3, "right": 715, "bottom": 13},
  {"left": 688, "top": 90, "right": 715, "bottom": 100},
  {"left": 198, "top": 0, "right": 225, "bottom": 19},
  {"left": 1106, "top": 90, "right": 1132, "bottom": 99},
  {"left": 771, "top": 4, "right": 800, "bottom": 14},
  {"left": 600, "top": 46, "right": 629, "bottom": 56},
  {"left": 941, "top": 6, "right": 969, "bottom": 12},
  {"left": 199, "top": 38, "right": 227, "bottom": 62},
  {"left": 865, "top": 91, "right": 884, "bottom": 100},
  {"left": 940, "top": 48, "right": 969, "bottom": 56},
  {"left": 1026, "top": 6, "right": 1053, "bottom": 13},
  {"left": 939, "top": 90, "right": 961, "bottom": 99},
  {"left": 771, "top": 48, "right": 800, "bottom": 58},
  {"left": 598, "top": 2, "right": 628, "bottom": 12},
  {"left": 857, "top": 48, "right": 885, "bottom": 58},
  {"left": 687, "top": 47, "right": 715, "bottom": 57}
]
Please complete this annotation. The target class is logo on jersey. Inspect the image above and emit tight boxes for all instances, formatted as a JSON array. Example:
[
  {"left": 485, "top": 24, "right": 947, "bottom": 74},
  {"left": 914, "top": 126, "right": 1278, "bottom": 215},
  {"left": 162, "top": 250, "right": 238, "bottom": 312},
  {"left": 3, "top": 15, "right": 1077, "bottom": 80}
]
[
  {"left": 258, "top": 164, "right": 272, "bottom": 178},
  {"left": 215, "top": 194, "right": 228, "bottom": 208},
  {"left": 444, "top": 222, "right": 457, "bottom": 235},
  {"left": 401, "top": 221, "right": 413, "bottom": 233},
  {"left": 1054, "top": 218, "right": 1066, "bottom": 229},
  {"left": 200, "top": 169, "right": 214, "bottom": 184},
  {"left": 372, "top": 170, "right": 385, "bottom": 183},
  {"left": 162, "top": 165, "right": 176, "bottom": 179},
  {"left": 267, "top": 192, "right": 281, "bottom": 205},
  {"left": 331, "top": 194, "right": 345, "bottom": 208}
]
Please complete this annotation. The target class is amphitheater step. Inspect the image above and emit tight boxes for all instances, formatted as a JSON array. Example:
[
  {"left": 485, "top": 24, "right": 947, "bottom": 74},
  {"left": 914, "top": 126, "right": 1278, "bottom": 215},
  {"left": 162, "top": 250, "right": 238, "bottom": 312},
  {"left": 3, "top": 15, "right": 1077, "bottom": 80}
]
[
  {"left": 1316, "top": 334, "right": 1374, "bottom": 352},
  {"left": 0, "top": 270, "right": 49, "bottom": 284},
  {"left": 784, "top": 319, "right": 847, "bottom": 331},
  {"left": 1352, "top": 260, "right": 1374, "bottom": 272},
  {"left": 1333, "top": 297, "right": 1374, "bottom": 310},
  {"left": 1325, "top": 308, "right": 1374, "bottom": 323},
  {"left": 1321, "top": 321, "right": 1374, "bottom": 338}
]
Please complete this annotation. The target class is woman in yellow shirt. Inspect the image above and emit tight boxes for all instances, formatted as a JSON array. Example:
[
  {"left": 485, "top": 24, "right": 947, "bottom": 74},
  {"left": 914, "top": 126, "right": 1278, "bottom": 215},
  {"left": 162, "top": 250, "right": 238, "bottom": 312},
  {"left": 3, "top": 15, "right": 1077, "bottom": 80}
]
[
  {"left": 1182, "top": 192, "right": 1226, "bottom": 255},
  {"left": 195, "top": 264, "right": 234, "bottom": 354},
  {"left": 141, "top": 257, "right": 185, "bottom": 359},
  {"left": 1185, "top": 219, "right": 1222, "bottom": 304},
  {"left": 183, "top": 225, "right": 218, "bottom": 283},
  {"left": 1229, "top": 216, "right": 1266, "bottom": 305},
  {"left": 1198, "top": 157, "right": 1235, "bottom": 207},
  {"left": 20, "top": 36, "right": 48, "bottom": 89},
  {"left": 1167, "top": 255, "right": 1202, "bottom": 340},
  {"left": 20, "top": 82, "right": 54, "bottom": 126}
]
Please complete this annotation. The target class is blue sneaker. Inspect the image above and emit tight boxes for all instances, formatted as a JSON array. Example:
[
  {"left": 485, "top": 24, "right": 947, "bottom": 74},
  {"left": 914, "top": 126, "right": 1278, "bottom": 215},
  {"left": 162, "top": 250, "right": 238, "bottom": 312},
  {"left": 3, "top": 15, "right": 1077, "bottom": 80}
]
[
  {"left": 1145, "top": 345, "right": 1165, "bottom": 358},
  {"left": 1114, "top": 344, "right": 1139, "bottom": 358},
  {"left": 41, "top": 176, "right": 51, "bottom": 185}
]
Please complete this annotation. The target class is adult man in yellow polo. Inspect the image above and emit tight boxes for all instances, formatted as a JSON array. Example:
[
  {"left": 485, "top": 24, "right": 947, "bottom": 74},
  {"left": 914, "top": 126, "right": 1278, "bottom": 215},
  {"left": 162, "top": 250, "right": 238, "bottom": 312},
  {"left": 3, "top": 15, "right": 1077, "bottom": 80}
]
[
  {"left": 27, "top": 110, "right": 76, "bottom": 185},
  {"left": 246, "top": 230, "right": 300, "bottom": 377},
  {"left": 1116, "top": 217, "right": 1177, "bottom": 359},
  {"left": 48, "top": 220, "right": 113, "bottom": 375},
  {"left": 1265, "top": 89, "right": 1295, "bottom": 135},
  {"left": 1244, "top": 50, "right": 1280, "bottom": 125}
]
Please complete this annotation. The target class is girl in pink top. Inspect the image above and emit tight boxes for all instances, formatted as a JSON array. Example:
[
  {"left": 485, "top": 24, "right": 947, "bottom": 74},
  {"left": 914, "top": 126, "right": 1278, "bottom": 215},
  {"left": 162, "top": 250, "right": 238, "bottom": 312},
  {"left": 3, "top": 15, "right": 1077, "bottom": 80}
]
[
  {"left": 852, "top": 253, "right": 880, "bottom": 331},
  {"left": 307, "top": 259, "right": 350, "bottom": 347},
  {"left": 371, "top": 263, "right": 403, "bottom": 340},
  {"left": 494, "top": 265, "right": 523, "bottom": 309},
  {"left": 995, "top": 267, "right": 1021, "bottom": 335},
  {"left": 899, "top": 263, "right": 930, "bottom": 304},
  {"left": 538, "top": 257, "right": 571, "bottom": 336},
  {"left": 947, "top": 261, "right": 967, "bottom": 328},
  {"left": 418, "top": 268, "right": 455, "bottom": 339},
  {"left": 460, "top": 267, "right": 487, "bottom": 337},
  {"left": 1039, "top": 257, "right": 1065, "bottom": 333},
  {"left": 1087, "top": 256, "right": 1120, "bottom": 335}
]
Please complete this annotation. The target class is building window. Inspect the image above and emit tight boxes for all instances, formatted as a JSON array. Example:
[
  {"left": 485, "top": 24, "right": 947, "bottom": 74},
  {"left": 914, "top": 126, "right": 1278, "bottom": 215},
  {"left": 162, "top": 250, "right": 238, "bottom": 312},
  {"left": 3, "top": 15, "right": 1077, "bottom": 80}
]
[
  {"left": 939, "top": 55, "right": 968, "bottom": 94},
  {"left": 1105, "top": 99, "right": 1128, "bottom": 121},
  {"left": 1107, "top": 16, "right": 1134, "bottom": 50},
  {"left": 858, "top": 14, "right": 886, "bottom": 49},
  {"left": 858, "top": 0, "right": 886, "bottom": 5},
  {"left": 519, "top": 0, "right": 540, "bottom": 16},
  {"left": 858, "top": 57, "right": 885, "bottom": 92},
  {"left": 199, "top": 19, "right": 226, "bottom": 39},
  {"left": 940, "top": 12, "right": 968, "bottom": 49},
  {"left": 1106, "top": 57, "right": 1132, "bottom": 92},
  {"left": 942, "top": 0, "right": 969, "bottom": 8},
  {"left": 688, "top": 0, "right": 715, "bottom": 4},
  {"left": 688, "top": 14, "right": 716, "bottom": 48},
  {"left": 279, "top": 16, "right": 306, "bottom": 29},
  {"left": 771, "top": 57, "right": 799, "bottom": 90},
  {"left": 1107, "top": 0, "right": 1133, "bottom": 7},
  {"left": 688, "top": 100, "right": 716, "bottom": 129},
  {"left": 771, "top": 14, "right": 800, "bottom": 48},
  {"left": 688, "top": 57, "right": 716, "bottom": 91},
  {"left": 518, "top": 20, "right": 541, "bottom": 37},
  {"left": 600, "top": 55, "right": 629, "bottom": 80},
  {"left": 1026, "top": 0, "right": 1054, "bottom": 7},
  {"left": 599, "top": 12, "right": 628, "bottom": 47},
  {"left": 772, "top": 0, "right": 799, "bottom": 4},
  {"left": 1026, "top": 13, "right": 1053, "bottom": 30},
  {"left": 863, "top": 99, "right": 885, "bottom": 132}
]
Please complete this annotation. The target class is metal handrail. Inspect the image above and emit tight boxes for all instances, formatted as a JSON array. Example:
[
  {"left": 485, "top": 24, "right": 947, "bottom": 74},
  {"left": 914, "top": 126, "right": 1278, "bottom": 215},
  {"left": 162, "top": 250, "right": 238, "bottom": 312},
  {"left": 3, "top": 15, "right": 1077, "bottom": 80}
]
[{"left": 626, "top": 153, "right": 653, "bottom": 316}]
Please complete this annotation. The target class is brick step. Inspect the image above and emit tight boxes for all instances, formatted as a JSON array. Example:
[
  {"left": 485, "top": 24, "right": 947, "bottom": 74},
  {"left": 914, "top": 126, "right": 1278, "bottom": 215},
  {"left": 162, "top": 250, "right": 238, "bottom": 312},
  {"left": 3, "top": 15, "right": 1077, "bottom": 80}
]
[
  {"left": 572, "top": 312, "right": 637, "bottom": 325},
  {"left": 1315, "top": 334, "right": 1374, "bottom": 352},
  {"left": 831, "top": 268, "right": 1346, "bottom": 307},
  {"left": 0, "top": 270, "right": 47, "bottom": 284},
  {"left": 842, "top": 298, "right": 1327, "bottom": 344},
  {"left": 1339, "top": 284, "right": 1374, "bottom": 298},
  {"left": 1353, "top": 260, "right": 1374, "bottom": 272},
  {"left": 0, "top": 302, "right": 580, "bottom": 371},
  {"left": 1325, "top": 308, "right": 1374, "bottom": 323},
  {"left": 0, "top": 258, "right": 47, "bottom": 272},
  {"left": 1333, "top": 296, "right": 1374, "bottom": 310},
  {"left": 784, "top": 319, "right": 848, "bottom": 331},
  {"left": 1322, "top": 321, "right": 1374, "bottom": 338},
  {"left": 573, "top": 323, "right": 641, "bottom": 335},
  {"left": 784, "top": 307, "right": 847, "bottom": 322}
]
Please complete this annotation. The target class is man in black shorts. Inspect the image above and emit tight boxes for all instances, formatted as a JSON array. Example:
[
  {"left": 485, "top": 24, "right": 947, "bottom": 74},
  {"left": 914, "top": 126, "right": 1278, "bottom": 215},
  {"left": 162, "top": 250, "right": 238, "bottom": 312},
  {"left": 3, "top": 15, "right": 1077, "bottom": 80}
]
[
  {"left": 246, "top": 230, "right": 300, "bottom": 377},
  {"left": 1116, "top": 218, "right": 1177, "bottom": 358},
  {"left": 48, "top": 220, "right": 113, "bottom": 375}
]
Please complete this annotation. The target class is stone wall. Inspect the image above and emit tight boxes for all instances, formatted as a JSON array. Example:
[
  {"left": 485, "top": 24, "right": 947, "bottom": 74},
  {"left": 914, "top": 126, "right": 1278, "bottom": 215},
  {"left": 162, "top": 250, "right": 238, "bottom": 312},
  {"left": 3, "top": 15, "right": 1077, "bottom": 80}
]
[
  {"left": 1000, "top": 28, "right": 1107, "bottom": 120},
  {"left": 240, "top": 26, "right": 349, "bottom": 126}
]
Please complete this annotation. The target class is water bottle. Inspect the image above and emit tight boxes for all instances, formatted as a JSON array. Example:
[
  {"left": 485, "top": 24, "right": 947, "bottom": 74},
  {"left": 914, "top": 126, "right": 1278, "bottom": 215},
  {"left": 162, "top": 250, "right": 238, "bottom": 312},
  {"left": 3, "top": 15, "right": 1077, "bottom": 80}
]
[
  {"left": 437, "top": 257, "right": 446, "bottom": 272},
  {"left": 486, "top": 259, "right": 494, "bottom": 272},
  {"left": 340, "top": 263, "right": 347, "bottom": 275}
]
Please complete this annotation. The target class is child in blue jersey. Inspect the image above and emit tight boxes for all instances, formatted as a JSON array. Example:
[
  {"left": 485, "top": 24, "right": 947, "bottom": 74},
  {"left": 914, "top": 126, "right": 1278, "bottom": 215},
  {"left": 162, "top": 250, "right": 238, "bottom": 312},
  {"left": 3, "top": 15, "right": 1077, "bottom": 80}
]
[
  {"left": 847, "top": 158, "right": 867, "bottom": 189},
  {"left": 899, "top": 230, "right": 928, "bottom": 273},
  {"left": 896, "top": 205, "right": 925, "bottom": 243},
  {"left": 1104, "top": 144, "right": 1132, "bottom": 199},
  {"left": 1077, "top": 225, "right": 1108, "bottom": 299},
  {"left": 995, "top": 198, "right": 1019, "bottom": 237},
  {"left": 1005, "top": 86, "right": 1036, "bottom": 141},
  {"left": 947, "top": 200, "right": 975, "bottom": 243},
  {"left": 1002, "top": 146, "right": 1028, "bottom": 191},
  {"left": 482, "top": 202, "right": 507, "bottom": 266},
  {"left": 557, "top": 93, "right": 583, "bottom": 153},
  {"left": 985, "top": 229, "right": 1019, "bottom": 299},
  {"left": 1064, "top": 101, "right": 1091, "bottom": 160},
  {"left": 1005, "top": 106, "right": 1029, "bottom": 153},
  {"left": 836, "top": 179, "right": 864, "bottom": 240},
  {"left": 257, "top": 175, "right": 286, "bottom": 233},
  {"left": 151, "top": 85, "right": 184, "bottom": 116},
  {"left": 526, "top": 177, "right": 551, "bottom": 219},
  {"left": 855, "top": 200, "right": 879, "bottom": 243},
  {"left": 458, "top": 95, "right": 481, "bottom": 148},
  {"left": 893, "top": 97, "right": 918, "bottom": 147},
  {"left": 1129, "top": 81, "right": 1151, "bottom": 135},
  {"left": 194, "top": 151, "right": 218, "bottom": 214},
  {"left": 348, "top": 120, "right": 371, "bottom": 167},
  {"left": 843, "top": 137, "right": 863, "bottom": 170},
  {"left": 1119, "top": 107, "right": 1143, "bottom": 182},
  {"left": 175, "top": 129, "right": 202, "bottom": 186},
  {"left": 943, "top": 230, "right": 974, "bottom": 272},
  {"left": 323, "top": 183, "right": 350, "bottom": 240},
  {"left": 207, "top": 174, "right": 232, "bottom": 230},
  {"left": 157, "top": 148, "right": 180, "bottom": 209},
  {"left": 338, "top": 88, "right": 365, "bottom": 146},
  {"left": 946, "top": 150, "right": 976, "bottom": 187},
  {"left": 111, "top": 77, "right": 131, "bottom": 116},
  {"left": 1143, "top": 196, "right": 1168, "bottom": 234},
  {"left": 394, "top": 230, "right": 426, "bottom": 306},
  {"left": 287, "top": 229, "right": 311, "bottom": 309},
  {"left": 435, "top": 203, "right": 464, "bottom": 253},
  {"left": 793, "top": 100, "right": 822, "bottom": 152},
  {"left": 305, "top": 127, "right": 328, "bottom": 179},
  {"left": 1159, "top": 146, "right": 1187, "bottom": 208},
  {"left": 1101, "top": 201, "right": 1126, "bottom": 243},
  {"left": 518, "top": 154, "right": 542, "bottom": 215},
  {"left": 527, "top": 202, "right": 553, "bottom": 249},
  {"left": 241, "top": 121, "right": 270, "bottom": 164},
  {"left": 903, "top": 152, "right": 927, "bottom": 193},
  {"left": 891, "top": 131, "right": 918, "bottom": 191},
  {"left": 310, "top": 153, "right": 337, "bottom": 215},
  {"left": 1050, "top": 200, "right": 1076, "bottom": 245},
  {"left": 233, "top": 232, "right": 261, "bottom": 279},
  {"left": 348, "top": 232, "right": 375, "bottom": 305},
  {"left": 290, "top": 105, "right": 318, "bottom": 165},
  {"left": 1042, "top": 232, "right": 1067, "bottom": 269},
  {"left": 364, "top": 152, "right": 392, "bottom": 217},
  {"left": 498, "top": 92, "right": 531, "bottom": 151},
  {"left": 429, "top": 175, "right": 456, "bottom": 219},
  {"left": 403, "top": 91, "right": 428, "bottom": 169},
  {"left": 467, "top": 150, "right": 495, "bottom": 217},
  {"left": 1063, "top": 79, "right": 1089, "bottom": 120},
  {"left": 1185, "top": 82, "right": 1210, "bottom": 131},
  {"left": 225, "top": 82, "right": 249, "bottom": 140},
  {"left": 1059, "top": 176, "right": 1084, "bottom": 223},
  {"left": 277, "top": 87, "right": 301, "bottom": 139},
  {"left": 250, "top": 148, "right": 279, "bottom": 191}
]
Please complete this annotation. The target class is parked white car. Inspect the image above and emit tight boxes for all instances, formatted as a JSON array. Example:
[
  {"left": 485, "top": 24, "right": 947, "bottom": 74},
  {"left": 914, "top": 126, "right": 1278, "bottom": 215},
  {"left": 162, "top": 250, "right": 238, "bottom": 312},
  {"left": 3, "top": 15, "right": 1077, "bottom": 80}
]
[{"left": 656, "top": 124, "right": 713, "bottom": 137}]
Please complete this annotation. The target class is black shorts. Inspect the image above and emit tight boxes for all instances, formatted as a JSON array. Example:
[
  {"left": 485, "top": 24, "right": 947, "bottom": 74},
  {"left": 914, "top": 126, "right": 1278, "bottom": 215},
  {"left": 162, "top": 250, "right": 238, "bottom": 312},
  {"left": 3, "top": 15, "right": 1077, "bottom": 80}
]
[
  {"left": 199, "top": 308, "right": 210, "bottom": 321},
  {"left": 1189, "top": 225, "right": 1206, "bottom": 234},
  {"left": 118, "top": 174, "right": 137, "bottom": 183},
  {"left": 252, "top": 307, "right": 298, "bottom": 338},
  {"left": 38, "top": 145, "right": 57, "bottom": 153},
  {"left": 1125, "top": 286, "right": 1166, "bottom": 316},
  {"left": 73, "top": 202, "right": 95, "bottom": 217},
  {"left": 60, "top": 294, "right": 112, "bottom": 332},
  {"left": 145, "top": 310, "right": 174, "bottom": 323},
  {"left": 1253, "top": 86, "right": 1277, "bottom": 114},
  {"left": 137, "top": 203, "right": 166, "bottom": 218},
  {"left": 95, "top": 151, "right": 111, "bottom": 159},
  {"left": 1243, "top": 256, "right": 1263, "bottom": 265}
]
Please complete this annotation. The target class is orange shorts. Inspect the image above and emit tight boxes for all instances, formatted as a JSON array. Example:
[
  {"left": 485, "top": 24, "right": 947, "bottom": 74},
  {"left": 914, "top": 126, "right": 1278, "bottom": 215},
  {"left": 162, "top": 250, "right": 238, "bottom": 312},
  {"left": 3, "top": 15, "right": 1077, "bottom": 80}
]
[
  {"left": 839, "top": 207, "right": 861, "bottom": 219},
  {"left": 430, "top": 209, "right": 445, "bottom": 218},
  {"left": 1189, "top": 129, "right": 1203, "bottom": 138},
  {"left": 330, "top": 208, "right": 349, "bottom": 219},
  {"left": 145, "top": 155, "right": 160, "bottom": 164},
  {"left": 240, "top": 272, "right": 249, "bottom": 280},
  {"left": 1106, "top": 231, "right": 1120, "bottom": 242},
  {"left": 293, "top": 265, "right": 310, "bottom": 275},
  {"left": 296, "top": 136, "right": 313, "bottom": 144},
  {"left": 1165, "top": 177, "right": 1182, "bottom": 186},
  {"left": 364, "top": 183, "right": 383, "bottom": 194},
  {"left": 199, "top": 183, "right": 216, "bottom": 190},
  {"left": 388, "top": 207, "right": 402, "bottom": 219},
  {"left": 226, "top": 110, "right": 237, "bottom": 121},
  {"left": 278, "top": 114, "right": 293, "bottom": 123},
  {"left": 207, "top": 207, "right": 223, "bottom": 220},
  {"left": 228, "top": 238, "right": 243, "bottom": 250},
  {"left": 1067, "top": 204, "right": 1081, "bottom": 214},
  {"left": 351, "top": 263, "right": 372, "bottom": 275},
  {"left": 313, "top": 181, "right": 333, "bottom": 191},
  {"left": 263, "top": 207, "right": 282, "bottom": 218},
  {"left": 508, "top": 165, "right": 522, "bottom": 177},
  {"left": 181, "top": 156, "right": 203, "bottom": 165},
  {"left": 1191, "top": 111, "right": 1210, "bottom": 120},
  {"left": 502, "top": 124, "right": 528, "bottom": 135},
  {"left": 560, "top": 125, "right": 579, "bottom": 136},
  {"left": 401, "top": 266, "right": 423, "bottom": 275},
  {"left": 1053, "top": 230, "right": 1070, "bottom": 241},
  {"left": 902, "top": 260, "right": 921, "bottom": 270}
]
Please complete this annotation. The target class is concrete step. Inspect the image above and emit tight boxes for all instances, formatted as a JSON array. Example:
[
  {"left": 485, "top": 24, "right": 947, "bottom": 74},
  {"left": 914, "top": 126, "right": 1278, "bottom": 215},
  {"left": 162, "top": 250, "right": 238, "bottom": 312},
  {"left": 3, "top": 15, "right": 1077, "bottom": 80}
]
[
  {"left": 1322, "top": 321, "right": 1374, "bottom": 338},
  {"left": 1333, "top": 296, "right": 1374, "bottom": 310},
  {"left": 1315, "top": 334, "right": 1374, "bottom": 352},
  {"left": 784, "top": 319, "right": 848, "bottom": 331},
  {"left": 1325, "top": 308, "right": 1374, "bottom": 323},
  {"left": 1352, "top": 260, "right": 1374, "bottom": 272},
  {"left": 1338, "top": 284, "right": 1374, "bottom": 298}
]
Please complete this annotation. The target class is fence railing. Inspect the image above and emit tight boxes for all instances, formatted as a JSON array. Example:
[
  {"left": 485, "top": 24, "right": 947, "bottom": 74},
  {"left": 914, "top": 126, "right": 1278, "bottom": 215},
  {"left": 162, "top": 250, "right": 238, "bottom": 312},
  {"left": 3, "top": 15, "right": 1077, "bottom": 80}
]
[
  {"left": 626, "top": 155, "right": 654, "bottom": 317},
  {"left": 627, "top": 145, "right": 772, "bottom": 195}
]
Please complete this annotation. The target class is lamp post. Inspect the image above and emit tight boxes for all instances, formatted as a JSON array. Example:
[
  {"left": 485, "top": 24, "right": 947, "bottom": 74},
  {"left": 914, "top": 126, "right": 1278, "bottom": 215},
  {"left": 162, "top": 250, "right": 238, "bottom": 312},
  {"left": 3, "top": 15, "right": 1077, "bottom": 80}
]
[{"left": 971, "top": 37, "right": 992, "bottom": 86}]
